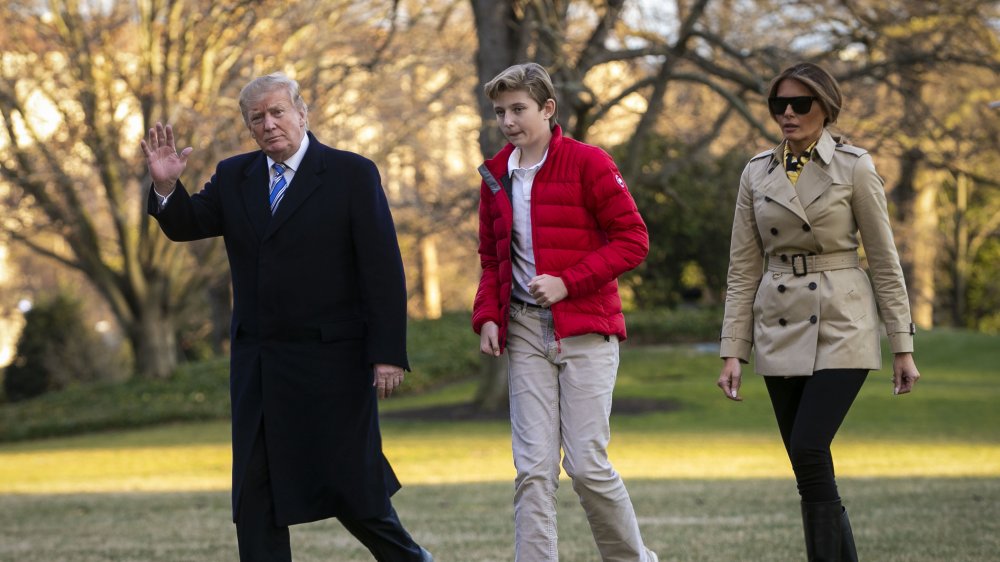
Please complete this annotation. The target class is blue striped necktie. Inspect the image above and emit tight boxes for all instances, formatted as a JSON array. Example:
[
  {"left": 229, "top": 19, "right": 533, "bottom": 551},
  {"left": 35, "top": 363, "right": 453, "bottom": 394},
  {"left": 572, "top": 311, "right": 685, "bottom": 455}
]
[{"left": 268, "top": 163, "right": 288, "bottom": 213}]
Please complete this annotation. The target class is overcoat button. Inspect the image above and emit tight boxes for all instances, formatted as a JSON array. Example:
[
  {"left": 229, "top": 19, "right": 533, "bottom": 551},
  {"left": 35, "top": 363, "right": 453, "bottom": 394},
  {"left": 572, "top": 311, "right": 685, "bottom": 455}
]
[
  {"left": 770, "top": 227, "right": 779, "bottom": 235},
  {"left": 778, "top": 285, "right": 786, "bottom": 293},
  {"left": 779, "top": 318, "right": 787, "bottom": 326},
  {"left": 780, "top": 254, "right": 788, "bottom": 262},
  {"left": 802, "top": 224, "right": 812, "bottom": 232},
  {"left": 809, "top": 315, "right": 817, "bottom": 324},
  {"left": 809, "top": 282, "right": 817, "bottom": 290}
]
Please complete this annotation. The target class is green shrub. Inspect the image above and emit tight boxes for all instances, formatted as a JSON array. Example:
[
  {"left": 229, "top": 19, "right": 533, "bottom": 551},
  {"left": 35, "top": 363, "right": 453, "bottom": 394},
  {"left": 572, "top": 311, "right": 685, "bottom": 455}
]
[
  {"left": 0, "top": 313, "right": 481, "bottom": 441},
  {"left": 0, "top": 309, "right": 723, "bottom": 441},
  {"left": 404, "top": 312, "right": 480, "bottom": 392},
  {"left": 624, "top": 306, "right": 723, "bottom": 345},
  {"left": 0, "top": 358, "right": 230, "bottom": 442},
  {"left": 2, "top": 293, "right": 122, "bottom": 402}
]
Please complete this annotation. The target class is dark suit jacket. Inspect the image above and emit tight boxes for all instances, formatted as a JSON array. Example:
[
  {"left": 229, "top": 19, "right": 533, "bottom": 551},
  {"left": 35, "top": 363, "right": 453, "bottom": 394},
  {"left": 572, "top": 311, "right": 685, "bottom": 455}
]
[{"left": 148, "top": 132, "right": 408, "bottom": 526}]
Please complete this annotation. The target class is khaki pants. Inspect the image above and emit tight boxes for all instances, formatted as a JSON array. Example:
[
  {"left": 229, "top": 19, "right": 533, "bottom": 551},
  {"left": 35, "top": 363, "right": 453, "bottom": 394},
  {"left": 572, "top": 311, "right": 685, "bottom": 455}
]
[{"left": 506, "top": 302, "right": 657, "bottom": 562}]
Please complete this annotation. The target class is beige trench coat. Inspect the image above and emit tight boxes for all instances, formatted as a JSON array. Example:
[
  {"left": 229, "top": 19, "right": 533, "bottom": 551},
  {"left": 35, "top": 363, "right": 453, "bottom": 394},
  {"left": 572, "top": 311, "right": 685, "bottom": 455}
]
[{"left": 720, "top": 129, "right": 914, "bottom": 376}]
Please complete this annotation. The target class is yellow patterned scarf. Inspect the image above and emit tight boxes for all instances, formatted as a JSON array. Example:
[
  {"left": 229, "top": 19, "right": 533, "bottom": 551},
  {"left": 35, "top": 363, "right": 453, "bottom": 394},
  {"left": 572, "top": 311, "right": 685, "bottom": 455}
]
[{"left": 783, "top": 140, "right": 817, "bottom": 186}]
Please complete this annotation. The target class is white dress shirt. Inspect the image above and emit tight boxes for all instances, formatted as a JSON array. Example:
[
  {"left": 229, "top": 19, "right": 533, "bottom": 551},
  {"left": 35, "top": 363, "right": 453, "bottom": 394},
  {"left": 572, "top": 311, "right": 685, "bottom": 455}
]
[{"left": 508, "top": 147, "right": 548, "bottom": 305}]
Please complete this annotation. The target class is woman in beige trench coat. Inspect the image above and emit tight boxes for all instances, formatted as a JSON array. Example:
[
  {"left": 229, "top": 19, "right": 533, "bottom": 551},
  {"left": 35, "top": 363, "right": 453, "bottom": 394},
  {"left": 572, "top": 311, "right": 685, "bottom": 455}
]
[{"left": 717, "top": 62, "right": 921, "bottom": 561}]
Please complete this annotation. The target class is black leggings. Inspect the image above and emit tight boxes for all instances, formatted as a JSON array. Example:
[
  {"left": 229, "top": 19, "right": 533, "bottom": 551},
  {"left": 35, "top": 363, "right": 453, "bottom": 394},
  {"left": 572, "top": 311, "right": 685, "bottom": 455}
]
[{"left": 764, "top": 369, "right": 868, "bottom": 503}]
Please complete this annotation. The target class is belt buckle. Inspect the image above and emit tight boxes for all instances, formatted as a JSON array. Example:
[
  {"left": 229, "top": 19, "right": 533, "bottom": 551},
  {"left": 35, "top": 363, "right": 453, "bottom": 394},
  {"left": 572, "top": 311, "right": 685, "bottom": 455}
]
[{"left": 791, "top": 254, "right": 808, "bottom": 276}]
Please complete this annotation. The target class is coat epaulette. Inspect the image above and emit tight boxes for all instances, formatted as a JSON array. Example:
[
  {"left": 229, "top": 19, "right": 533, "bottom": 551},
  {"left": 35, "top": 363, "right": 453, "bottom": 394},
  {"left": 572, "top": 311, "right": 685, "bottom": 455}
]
[
  {"left": 834, "top": 143, "right": 868, "bottom": 157},
  {"left": 750, "top": 149, "right": 773, "bottom": 162}
]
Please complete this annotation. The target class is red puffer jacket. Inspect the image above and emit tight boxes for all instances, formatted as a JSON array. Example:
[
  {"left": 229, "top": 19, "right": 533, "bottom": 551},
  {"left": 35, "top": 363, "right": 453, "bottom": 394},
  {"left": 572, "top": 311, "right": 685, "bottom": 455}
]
[{"left": 472, "top": 126, "right": 649, "bottom": 351}]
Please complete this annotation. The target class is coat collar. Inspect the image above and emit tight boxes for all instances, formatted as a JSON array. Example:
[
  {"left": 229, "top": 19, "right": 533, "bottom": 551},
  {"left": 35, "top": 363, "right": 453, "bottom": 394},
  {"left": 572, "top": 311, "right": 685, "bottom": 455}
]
[
  {"left": 240, "top": 131, "right": 326, "bottom": 242},
  {"left": 758, "top": 129, "right": 836, "bottom": 220},
  {"left": 482, "top": 124, "right": 564, "bottom": 182},
  {"left": 263, "top": 131, "right": 324, "bottom": 241},
  {"left": 796, "top": 129, "right": 835, "bottom": 209}
]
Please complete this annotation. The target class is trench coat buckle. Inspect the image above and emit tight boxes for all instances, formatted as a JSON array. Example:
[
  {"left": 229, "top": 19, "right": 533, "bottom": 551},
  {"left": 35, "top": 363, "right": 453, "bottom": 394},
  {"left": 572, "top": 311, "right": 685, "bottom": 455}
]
[{"left": 791, "top": 254, "right": 809, "bottom": 276}]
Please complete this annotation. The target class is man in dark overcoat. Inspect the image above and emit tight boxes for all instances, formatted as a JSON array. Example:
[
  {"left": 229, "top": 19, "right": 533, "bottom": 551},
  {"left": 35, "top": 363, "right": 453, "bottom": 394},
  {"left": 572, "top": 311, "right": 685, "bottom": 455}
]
[{"left": 141, "top": 72, "right": 432, "bottom": 562}]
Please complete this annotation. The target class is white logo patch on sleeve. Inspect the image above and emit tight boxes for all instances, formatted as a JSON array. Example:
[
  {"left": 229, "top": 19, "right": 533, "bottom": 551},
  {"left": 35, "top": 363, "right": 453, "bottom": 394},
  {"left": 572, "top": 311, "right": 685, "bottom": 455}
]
[{"left": 615, "top": 174, "right": 626, "bottom": 189}]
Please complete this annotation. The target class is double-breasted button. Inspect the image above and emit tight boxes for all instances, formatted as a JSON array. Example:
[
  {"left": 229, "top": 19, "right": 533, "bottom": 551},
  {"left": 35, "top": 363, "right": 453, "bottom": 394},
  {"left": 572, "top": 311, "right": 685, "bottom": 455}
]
[
  {"left": 779, "top": 318, "right": 787, "bottom": 326},
  {"left": 770, "top": 227, "right": 779, "bottom": 235},
  {"left": 780, "top": 254, "right": 788, "bottom": 262},
  {"left": 809, "top": 315, "right": 817, "bottom": 324},
  {"left": 809, "top": 282, "right": 817, "bottom": 290},
  {"left": 778, "top": 284, "right": 787, "bottom": 293},
  {"left": 802, "top": 224, "right": 812, "bottom": 232}
]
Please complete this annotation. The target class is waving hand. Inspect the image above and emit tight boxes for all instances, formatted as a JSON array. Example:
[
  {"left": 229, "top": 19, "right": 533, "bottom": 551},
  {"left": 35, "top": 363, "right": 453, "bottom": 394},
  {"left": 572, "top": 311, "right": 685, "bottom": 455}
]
[{"left": 140, "top": 122, "right": 193, "bottom": 196}]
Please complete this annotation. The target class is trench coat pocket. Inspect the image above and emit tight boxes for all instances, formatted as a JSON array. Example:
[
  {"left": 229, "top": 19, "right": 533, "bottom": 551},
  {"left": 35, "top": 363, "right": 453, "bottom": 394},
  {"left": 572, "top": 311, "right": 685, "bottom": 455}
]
[
  {"left": 832, "top": 270, "right": 878, "bottom": 324},
  {"left": 320, "top": 319, "right": 367, "bottom": 342}
]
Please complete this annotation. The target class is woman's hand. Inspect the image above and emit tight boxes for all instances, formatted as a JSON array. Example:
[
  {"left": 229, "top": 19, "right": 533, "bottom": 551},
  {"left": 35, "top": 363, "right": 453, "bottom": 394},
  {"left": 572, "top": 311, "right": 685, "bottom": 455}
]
[
  {"left": 480, "top": 321, "right": 500, "bottom": 357},
  {"left": 717, "top": 357, "right": 743, "bottom": 401},
  {"left": 892, "top": 352, "right": 920, "bottom": 395}
]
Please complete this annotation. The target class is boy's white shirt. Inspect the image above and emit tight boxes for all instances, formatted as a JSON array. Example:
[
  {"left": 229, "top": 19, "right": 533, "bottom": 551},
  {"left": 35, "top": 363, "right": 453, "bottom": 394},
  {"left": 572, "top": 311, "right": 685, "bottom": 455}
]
[{"left": 508, "top": 146, "right": 548, "bottom": 305}]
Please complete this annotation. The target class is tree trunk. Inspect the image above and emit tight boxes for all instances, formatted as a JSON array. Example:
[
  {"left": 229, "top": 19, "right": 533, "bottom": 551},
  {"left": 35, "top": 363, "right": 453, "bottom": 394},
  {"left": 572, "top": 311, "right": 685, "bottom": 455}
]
[
  {"left": 470, "top": 0, "right": 521, "bottom": 412},
  {"left": 473, "top": 353, "right": 509, "bottom": 413},
  {"left": 421, "top": 236, "right": 442, "bottom": 319},
  {"left": 470, "top": 0, "right": 519, "bottom": 157},
  {"left": 910, "top": 182, "right": 938, "bottom": 328},
  {"left": 128, "top": 306, "right": 178, "bottom": 379},
  {"left": 890, "top": 69, "right": 937, "bottom": 330},
  {"left": 953, "top": 173, "right": 969, "bottom": 327}
]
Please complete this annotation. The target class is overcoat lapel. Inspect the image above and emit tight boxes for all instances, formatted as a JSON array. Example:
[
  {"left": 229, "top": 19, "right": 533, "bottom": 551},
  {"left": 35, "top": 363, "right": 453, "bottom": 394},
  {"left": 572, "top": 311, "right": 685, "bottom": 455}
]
[
  {"left": 240, "top": 153, "right": 271, "bottom": 241},
  {"left": 796, "top": 163, "right": 832, "bottom": 210},
  {"left": 263, "top": 133, "right": 325, "bottom": 242},
  {"left": 758, "top": 148, "right": 809, "bottom": 224},
  {"left": 796, "top": 130, "right": 837, "bottom": 210}
]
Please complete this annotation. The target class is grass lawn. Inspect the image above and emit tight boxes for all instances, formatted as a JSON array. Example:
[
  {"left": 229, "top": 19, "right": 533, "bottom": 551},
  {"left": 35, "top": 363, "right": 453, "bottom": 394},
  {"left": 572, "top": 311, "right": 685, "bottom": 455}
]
[
  {"left": 2, "top": 478, "right": 998, "bottom": 561},
  {"left": 1, "top": 329, "right": 997, "bottom": 560}
]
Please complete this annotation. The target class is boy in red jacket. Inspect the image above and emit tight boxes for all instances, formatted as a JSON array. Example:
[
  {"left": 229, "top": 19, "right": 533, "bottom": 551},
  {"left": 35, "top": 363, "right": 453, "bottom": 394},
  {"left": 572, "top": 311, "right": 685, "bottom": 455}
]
[{"left": 473, "top": 63, "right": 657, "bottom": 562}]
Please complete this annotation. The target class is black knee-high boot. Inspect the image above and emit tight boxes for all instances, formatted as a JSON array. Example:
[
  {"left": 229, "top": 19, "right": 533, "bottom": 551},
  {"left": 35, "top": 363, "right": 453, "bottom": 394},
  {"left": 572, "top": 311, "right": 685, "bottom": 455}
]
[
  {"left": 801, "top": 500, "right": 843, "bottom": 561},
  {"left": 840, "top": 506, "right": 858, "bottom": 561}
]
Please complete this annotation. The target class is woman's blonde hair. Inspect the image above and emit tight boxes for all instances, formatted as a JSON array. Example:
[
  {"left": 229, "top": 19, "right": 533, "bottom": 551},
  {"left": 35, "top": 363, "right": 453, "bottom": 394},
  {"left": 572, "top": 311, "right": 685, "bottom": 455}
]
[
  {"left": 483, "top": 63, "right": 558, "bottom": 129},
  {"left": 768, "top": 62, "right": 842, "bottom": 126}
]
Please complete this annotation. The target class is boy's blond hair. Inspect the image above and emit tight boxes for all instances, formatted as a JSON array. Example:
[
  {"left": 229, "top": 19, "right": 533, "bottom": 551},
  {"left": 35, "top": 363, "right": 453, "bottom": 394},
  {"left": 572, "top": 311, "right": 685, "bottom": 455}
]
[{"left": 483, "top": 63, "right": 558, "bottom": 129}]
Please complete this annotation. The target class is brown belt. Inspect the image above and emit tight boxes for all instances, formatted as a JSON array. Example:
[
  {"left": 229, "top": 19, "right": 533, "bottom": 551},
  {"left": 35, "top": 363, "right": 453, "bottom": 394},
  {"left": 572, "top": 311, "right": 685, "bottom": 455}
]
[{"left": 768, "top": 251, "right": 859, "bottom": 276}]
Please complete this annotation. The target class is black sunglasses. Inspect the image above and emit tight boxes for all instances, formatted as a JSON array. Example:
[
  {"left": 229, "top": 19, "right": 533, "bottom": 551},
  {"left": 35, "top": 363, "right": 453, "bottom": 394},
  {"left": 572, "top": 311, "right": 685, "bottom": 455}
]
[{"left": 768, "top": 96, "right": 818, "bottom": 115}]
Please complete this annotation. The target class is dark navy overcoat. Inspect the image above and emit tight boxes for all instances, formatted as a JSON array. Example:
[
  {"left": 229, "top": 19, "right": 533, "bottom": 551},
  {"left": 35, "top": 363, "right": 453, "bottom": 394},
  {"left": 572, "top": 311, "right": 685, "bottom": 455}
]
[{"left": 149, "top": 132, "right": 408, "bottom": 526}]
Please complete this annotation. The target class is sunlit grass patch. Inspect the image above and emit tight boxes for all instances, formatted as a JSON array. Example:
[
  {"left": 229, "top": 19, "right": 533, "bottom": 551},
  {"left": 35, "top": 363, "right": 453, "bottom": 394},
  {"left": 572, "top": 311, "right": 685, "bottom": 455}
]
[{"left": 3, "top": 421, "right": 998, "bottom": 494}]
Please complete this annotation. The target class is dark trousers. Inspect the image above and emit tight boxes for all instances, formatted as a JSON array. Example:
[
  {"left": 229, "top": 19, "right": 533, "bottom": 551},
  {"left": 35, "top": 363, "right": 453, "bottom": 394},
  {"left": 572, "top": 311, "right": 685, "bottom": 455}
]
[
  {"left": 235, "top": 422, "right": 425, "bottom": 562},
  {"left": 764, "top": 369, "right": 868, "bottom": 503}
]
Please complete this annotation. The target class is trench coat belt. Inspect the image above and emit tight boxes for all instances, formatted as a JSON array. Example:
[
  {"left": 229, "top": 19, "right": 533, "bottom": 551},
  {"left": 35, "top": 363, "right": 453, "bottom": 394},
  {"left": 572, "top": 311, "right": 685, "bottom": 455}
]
[{"left": 768, "top": 251, "right": 860, "bottom": 277}]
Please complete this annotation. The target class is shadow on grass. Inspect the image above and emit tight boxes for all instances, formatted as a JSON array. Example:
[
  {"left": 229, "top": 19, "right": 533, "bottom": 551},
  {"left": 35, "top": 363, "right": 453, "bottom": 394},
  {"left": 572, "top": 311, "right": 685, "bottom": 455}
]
[{"left": 2, "top": 477, "right": 997, "bottom": 562}]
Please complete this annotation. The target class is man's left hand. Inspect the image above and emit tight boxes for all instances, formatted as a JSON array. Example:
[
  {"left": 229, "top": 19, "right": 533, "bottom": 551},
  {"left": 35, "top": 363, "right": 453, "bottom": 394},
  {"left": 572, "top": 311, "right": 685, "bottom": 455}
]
[
  {"left": 528, "top": 274, "right": 568, "bottom": 308},
  {"left": 373, "top": 364, "right": 405, "bottom": 399}
]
